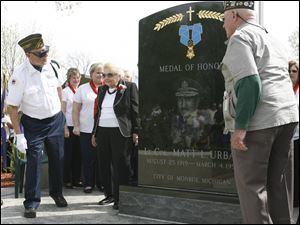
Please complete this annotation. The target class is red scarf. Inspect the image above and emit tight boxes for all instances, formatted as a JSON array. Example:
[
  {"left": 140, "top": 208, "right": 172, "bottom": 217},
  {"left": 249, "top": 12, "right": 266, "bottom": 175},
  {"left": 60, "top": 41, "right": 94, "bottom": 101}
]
[
  {"left": 68, "top": 84, "right": 77, "bottom": 94},
  {"left": 293, "top": 83, "right": 299, "bottom": 94},
  {"left": 89, "top": 80, "right": 98, "bottom": 95},
  {"left": 92, "top": 82, "right": 103, "bottom": 119}
]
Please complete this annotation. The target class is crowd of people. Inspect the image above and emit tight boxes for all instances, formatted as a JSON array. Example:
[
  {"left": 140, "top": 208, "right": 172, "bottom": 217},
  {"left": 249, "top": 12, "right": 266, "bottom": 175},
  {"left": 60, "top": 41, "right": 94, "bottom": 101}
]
[
  {"left": 2, "top": 33, "right": 138, "bottom": 218},
  {"left": 1, "top": 1, "right": 299, "bottom": 223}
]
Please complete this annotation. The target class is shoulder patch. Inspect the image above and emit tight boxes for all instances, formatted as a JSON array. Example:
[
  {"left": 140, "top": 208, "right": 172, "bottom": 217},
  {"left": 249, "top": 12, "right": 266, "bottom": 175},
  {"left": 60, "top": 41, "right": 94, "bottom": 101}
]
[{"left": 11, "top": 79, "right": 17, "bottom": 85}]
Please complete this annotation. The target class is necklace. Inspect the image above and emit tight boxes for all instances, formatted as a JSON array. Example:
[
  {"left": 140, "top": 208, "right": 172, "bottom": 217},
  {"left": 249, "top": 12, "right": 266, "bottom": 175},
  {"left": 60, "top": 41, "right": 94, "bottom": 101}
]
[{"left": 107, "top": 88, "right": 117, "bottom": 94}]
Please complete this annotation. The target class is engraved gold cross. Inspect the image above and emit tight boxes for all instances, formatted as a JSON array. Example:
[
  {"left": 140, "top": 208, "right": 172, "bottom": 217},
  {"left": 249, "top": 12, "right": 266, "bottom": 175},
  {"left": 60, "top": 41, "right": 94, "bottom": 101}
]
[{"left": 186, "top": 6, "right": 194, "bottom": 21}]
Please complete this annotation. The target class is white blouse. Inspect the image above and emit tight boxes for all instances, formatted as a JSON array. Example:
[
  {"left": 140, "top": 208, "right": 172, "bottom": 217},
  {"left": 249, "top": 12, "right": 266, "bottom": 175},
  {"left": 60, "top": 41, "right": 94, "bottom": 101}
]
[{"left": 99, "top": 89, "right": 119, "bottom": 127}]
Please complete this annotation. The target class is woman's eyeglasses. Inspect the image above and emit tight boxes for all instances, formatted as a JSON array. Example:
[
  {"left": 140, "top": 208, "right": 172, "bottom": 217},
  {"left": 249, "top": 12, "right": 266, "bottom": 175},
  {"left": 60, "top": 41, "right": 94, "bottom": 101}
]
[
  {"left": 102, "top": 73, "right": 116, "bottom": 78},
  {"left": 288, "top": 69, "right": 298, "bottom": 73}
]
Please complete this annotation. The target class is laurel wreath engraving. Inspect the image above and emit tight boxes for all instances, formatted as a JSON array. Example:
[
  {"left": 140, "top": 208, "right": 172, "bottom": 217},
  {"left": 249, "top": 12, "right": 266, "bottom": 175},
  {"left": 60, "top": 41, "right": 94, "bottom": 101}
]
[
  {"left": 197, "top": 10, "right": 224, "bottom": 21},
  {"left": 153, "top": 13, "right": 184, "bottom": 31}
]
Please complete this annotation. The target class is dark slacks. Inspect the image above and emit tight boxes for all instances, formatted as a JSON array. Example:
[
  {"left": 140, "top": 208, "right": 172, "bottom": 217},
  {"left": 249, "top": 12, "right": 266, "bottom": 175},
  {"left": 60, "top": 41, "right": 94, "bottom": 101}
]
[
  {"left": 64, "top": 126, "right": 81, "bottom": 185},
  {"left": 130, "top": 143, "right": 138, "bottom": 181},
  {"left": 21, "top": 111, "right": 65, "bottom": 209},
  {"left": 294, "top": 139, "right": 299, "bottom": 207},
  {"left": 232, "top": 123, "right": 297, "bottom": 224},
  {"left": 96, "top": 127, "right": 131, "bottom": 203},
  {"left": 80, "top": 132, "right": 101, "bottom": 188}
]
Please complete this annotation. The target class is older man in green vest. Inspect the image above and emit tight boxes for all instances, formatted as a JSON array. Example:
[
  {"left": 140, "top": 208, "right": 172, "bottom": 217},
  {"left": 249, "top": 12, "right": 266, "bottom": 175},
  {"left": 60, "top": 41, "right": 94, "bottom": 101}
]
[{"left": 221, "top": 1, "right": 299, "bottom": 224}]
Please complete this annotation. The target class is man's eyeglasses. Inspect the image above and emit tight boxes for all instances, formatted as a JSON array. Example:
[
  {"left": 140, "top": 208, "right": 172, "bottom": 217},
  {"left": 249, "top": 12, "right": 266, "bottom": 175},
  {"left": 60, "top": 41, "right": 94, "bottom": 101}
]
[
  {"left": 29, "top": 47, "right": 49, "bottom": 58},
  {"left": 102, "top": 73, "right": 116, "bottom": 78},
  {"left": 288, "top": 69, "right": 298, "bottom": 73}
]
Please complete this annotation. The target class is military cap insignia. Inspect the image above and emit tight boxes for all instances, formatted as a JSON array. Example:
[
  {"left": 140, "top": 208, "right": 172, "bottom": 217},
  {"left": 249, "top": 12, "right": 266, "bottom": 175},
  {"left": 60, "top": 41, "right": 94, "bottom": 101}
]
[
  {"left": 223, "top": 1, "right": 254, "bottom": 11},
  {"left": 36, "top": 39, "right": 44, "bottom": 49}
]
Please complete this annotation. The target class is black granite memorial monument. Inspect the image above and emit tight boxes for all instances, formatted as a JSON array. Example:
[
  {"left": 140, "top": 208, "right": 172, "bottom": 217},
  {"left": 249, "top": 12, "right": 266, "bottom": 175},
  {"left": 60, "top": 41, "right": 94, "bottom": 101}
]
[{"left": 120, "top": 2, "right": 242, "bottom": 223}]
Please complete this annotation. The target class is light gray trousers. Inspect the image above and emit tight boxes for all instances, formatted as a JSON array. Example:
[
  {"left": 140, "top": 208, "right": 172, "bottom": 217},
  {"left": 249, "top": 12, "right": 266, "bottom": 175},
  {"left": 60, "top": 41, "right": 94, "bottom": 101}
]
[{"left": 232, "top": 123, "right": 297, "bottom": 224}]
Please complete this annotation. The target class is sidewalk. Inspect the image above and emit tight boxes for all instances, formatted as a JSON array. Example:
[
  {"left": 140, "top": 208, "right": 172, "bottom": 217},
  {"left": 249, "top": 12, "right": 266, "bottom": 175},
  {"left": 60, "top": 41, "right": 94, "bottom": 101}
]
[
  {"left": 2, "top": 186, "right": 298, "bottom": 224},
  {"left": 1, "top": 187, "right": 173, "bottom": 224}
]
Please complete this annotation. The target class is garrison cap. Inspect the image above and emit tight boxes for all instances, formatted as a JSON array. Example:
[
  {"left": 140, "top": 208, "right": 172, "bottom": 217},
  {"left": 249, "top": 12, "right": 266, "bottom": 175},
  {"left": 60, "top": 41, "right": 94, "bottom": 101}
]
[
  {"left": 223, "top": 1, "right": 254, "bottom": 11},
  {"left": 18, "top": 33, "right": 44, "bottom": 52},
  {"left": 176, "top": 81, "right": 199, "bottom": 97}
]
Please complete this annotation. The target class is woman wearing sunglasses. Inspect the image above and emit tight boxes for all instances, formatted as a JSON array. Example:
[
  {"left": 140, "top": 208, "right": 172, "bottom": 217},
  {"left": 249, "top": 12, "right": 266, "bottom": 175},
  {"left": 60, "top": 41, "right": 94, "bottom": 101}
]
[{"left": 92, "top": 63, "right": 139, "bottom": 210}]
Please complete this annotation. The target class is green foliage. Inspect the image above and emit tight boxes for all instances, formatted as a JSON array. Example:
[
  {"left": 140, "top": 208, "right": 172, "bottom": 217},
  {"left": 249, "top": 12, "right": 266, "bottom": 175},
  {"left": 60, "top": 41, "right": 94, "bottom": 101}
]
[{"left": 80, "top": 75, "right": 91, "bottom": 85}]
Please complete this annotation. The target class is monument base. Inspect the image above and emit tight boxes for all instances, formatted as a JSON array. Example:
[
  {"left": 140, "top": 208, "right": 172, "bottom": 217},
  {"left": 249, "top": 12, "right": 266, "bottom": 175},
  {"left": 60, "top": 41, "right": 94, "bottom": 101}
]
[{"left": 119, "top": 185, "right": 242, "bottom": 224}]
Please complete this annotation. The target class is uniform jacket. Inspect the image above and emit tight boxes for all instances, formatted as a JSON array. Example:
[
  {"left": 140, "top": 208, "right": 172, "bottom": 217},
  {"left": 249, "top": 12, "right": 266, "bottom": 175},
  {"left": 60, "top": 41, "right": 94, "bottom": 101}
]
[{"left": 92, "top": 80, "right": 139, "bottom": 137}]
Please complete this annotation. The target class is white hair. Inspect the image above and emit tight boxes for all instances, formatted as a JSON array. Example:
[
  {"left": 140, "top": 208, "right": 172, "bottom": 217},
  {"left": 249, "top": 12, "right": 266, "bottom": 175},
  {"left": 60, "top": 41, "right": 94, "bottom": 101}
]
[{"left": 103, "top": 62, "right": 123, "bottom": 77}]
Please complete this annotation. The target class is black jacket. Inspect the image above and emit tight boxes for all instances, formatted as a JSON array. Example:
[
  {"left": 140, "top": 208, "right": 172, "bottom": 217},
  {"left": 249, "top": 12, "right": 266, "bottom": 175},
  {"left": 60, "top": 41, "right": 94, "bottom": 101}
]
[{"left": 92, "top": 80, "right": 139, "bottom": 137}]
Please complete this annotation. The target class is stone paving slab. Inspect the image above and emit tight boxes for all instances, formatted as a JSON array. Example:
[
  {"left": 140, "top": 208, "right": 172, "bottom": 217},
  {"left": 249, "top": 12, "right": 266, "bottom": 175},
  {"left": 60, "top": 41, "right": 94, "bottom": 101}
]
[{"left": 1, "top": 187, "right": 173, "bottom": 224}]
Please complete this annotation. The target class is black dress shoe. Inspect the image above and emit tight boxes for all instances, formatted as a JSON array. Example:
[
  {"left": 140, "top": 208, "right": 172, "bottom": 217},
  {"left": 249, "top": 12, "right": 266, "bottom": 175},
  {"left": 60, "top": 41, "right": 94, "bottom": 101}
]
[
  {"left": 65, "top": 183, "right": 73, "bottom": 189},
  {"left": 113, "top": 203, "right": 119, "bottom": 210},
  {"left": 98, "top": 196, "right": 114, "bottom": 205},
  {"left": 24, "top": 208, "right": 36, "bottom": 218},
  {"left": 97, "top": 186, "right": 104, "bottom": 192},
  {"left": 84, "top": 186, "right": 93, "bottom": 193},
  {"left": 51, "top": 196, "right": 68, "bottom": 207},
  {"left": 73, "top": 181, "right": 83, "bottom": 187}
]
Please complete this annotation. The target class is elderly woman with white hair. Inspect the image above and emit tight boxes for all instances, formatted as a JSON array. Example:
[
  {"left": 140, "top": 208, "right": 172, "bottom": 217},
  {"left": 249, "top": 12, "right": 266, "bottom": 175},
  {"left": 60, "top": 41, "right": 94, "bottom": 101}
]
[{"left": 92, "top": 63, "right": 139, "bottom": 210}]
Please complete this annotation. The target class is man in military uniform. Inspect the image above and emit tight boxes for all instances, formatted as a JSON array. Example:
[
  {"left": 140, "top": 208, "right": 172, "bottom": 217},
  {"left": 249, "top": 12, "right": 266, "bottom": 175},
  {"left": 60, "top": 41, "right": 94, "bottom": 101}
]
[
  {"left": 221, "top": 1, "right": 298, "bottom": 223},
  {"left": 7, "top": 33, "right": 67, "bottom": 218},
  {"left": 171, "top": 80, "right": 202, "bottom": 149}
]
